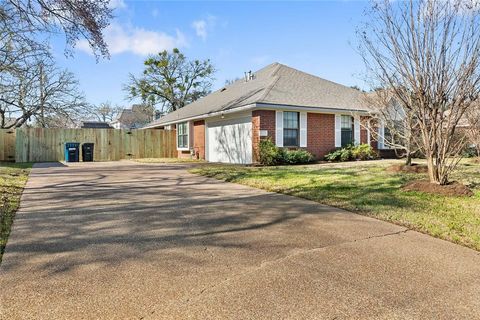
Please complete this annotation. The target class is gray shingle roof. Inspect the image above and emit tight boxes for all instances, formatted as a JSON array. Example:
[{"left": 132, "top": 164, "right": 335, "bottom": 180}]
[
  {"left": 115, "top": 104, "right": 153, "bottom": 128},
  {"left": 81, "top": 121, "right": 113, "bottom": 129},
  {"left": 146, "top": 63, "right": 368, "bottom": 127}
]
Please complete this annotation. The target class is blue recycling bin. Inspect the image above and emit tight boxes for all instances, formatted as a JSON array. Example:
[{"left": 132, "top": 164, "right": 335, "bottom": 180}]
[{"left": 65, "top": 142, "right": 80, "bottom": 162}]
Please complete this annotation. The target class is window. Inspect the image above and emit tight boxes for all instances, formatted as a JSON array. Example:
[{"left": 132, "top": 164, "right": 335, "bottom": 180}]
[
  {"left": 283, "top": 111, "right": 299, "bottom": 147},
  {"left": 341, "top": 115, "right": 353, "bottom": 147},
  {"left": 177, "top": 122, "right": 188, "bottom": 149}
]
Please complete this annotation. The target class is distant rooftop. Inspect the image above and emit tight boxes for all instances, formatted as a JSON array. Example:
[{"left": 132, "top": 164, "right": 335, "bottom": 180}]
[{"left": 81, "top": 121, "right": 113, "bottom": 129}]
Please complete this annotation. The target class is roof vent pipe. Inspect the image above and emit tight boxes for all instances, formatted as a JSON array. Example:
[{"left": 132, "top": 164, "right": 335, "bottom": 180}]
[{"left": 244, "top": 70, "right": 255, "bottom": 82}]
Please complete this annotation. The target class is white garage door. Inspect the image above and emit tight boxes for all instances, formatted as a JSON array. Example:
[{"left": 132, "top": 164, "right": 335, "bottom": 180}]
[{"left": 207, "top": 116, "right": 252, "bottom": 164}]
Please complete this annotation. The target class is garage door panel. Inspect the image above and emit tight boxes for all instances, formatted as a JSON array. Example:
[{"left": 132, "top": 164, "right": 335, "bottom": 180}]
[{"left": 207, "top": 117, "right": 252, "bottom": 164}]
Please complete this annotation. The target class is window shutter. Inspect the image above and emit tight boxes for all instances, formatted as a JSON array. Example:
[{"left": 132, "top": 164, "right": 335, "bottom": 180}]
[
  {"left": 276, "top": 111, "right": 283, "bottom": 147},
  {"left": 299, "top": 112, "right": 307, "bottom": 147},
  {"left": 335, "top": 114, "right": 341, "bottom": 147},
  {"left": 378, "top": 121, "right": 385, "bottom": 149},
  {"left": 187, "top": 121, "right": 191, "bottom": 149},
  {"left": 354, "top": 116, "right": 361, "bottom": 145}
]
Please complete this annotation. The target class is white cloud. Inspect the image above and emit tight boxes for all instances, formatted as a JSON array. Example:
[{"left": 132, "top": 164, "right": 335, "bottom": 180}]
[
  {"left": 77, "top": 23, "right": 187, "bottom": 56},
  {"left": 192, "top": 20, "right": 207, "bottom": 40},
  {"left": 108, "top": 0, "right": 127, "bottom": 9},
  {"left": 192, "top": 15, "right": 217, "bottom": 41}
]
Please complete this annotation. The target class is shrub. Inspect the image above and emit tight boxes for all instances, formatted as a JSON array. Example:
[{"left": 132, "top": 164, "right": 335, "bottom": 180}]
[
  {"left": 258, "top": 139, "right": 282, "bottom": 166},
  {"left": 325, "top": 144, "right": 377, "bottom": 162},
  {"left": 258, "top": 139, "right": 314, "bottom": 165},
  {"left": 324, "top": 148, "right": 344, "bottom": 162},
  {"left": 462, "top": 146, "right": 478, "bottom": 158},
  {"left": 352, "top": 143, "right": 377, "bottom": 161},
  {"left": 283, "top": 149, "right": 314, "bottom": 164}
]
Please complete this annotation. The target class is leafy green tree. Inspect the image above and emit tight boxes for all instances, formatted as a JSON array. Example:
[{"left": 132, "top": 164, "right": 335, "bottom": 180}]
[{"left": 126, "top": 48, "right": 216, "bottom": 113}]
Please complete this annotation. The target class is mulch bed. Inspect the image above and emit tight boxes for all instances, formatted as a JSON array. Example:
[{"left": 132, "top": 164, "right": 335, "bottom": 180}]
[
  {"left": 386, "top": 163, "right": 429, "bottom": 174},
  {"left": 402, "top": 180, "right": 474, "bottom": 197}
]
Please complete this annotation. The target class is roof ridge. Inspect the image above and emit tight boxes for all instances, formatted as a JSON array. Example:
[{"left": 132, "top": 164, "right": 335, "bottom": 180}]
[
  {"left": 258, "top": 63, "right": 282, "bottom": 102},
  {"left": 279, "top": 64, "right": 360, "bottom": 93}
]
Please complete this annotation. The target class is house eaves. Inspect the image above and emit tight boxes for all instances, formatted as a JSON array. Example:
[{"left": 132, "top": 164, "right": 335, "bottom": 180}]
[{"left": 144, "top": 102, "right": 371, "bottom": 128}]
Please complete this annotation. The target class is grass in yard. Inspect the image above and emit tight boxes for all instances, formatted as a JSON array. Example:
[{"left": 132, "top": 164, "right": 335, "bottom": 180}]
[
  {"left": 190, "top": 159, "right": 480, "bottom": 251},
  {"left": 0, "top": 162, "right": 31, "bottom": 263},
  {"left": 134, "top": 158, "right": 204, "bottom": 164}
]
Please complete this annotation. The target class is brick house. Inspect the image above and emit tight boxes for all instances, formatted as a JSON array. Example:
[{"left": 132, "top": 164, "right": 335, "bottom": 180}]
[{"left": 145, "top": 63, "right": 385, "bottom": 164}]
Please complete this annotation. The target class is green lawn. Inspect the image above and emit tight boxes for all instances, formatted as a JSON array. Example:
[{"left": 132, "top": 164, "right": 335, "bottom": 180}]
[
  {"left": 0, "top": 162, "right": 32, "bottom": 263},
  {"left": 190, "top": 159, "right": 480, "bottom": 251}
]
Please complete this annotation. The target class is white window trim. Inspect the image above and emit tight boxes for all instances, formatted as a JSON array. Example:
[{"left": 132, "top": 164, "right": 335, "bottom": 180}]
[
  {"left": 275, "top": 111, "right": 284, "bottom": 147},
  {"left": 378, "top": 120, "right": 386, "bottom": 150},
  {"left": 299, "top": 112, "right": 307, "bottom": 148},
  {"left": 177, "top": 121, "right": 190, "bottom": 151},
  {"left": 334, "top": 114, "right": 342, "bottom": 148},
  {"left": 354, "top": 116, "right": 361, "bottom": 145},
  {"left": 282, "top": 111, "right": 301, "bottom": 147}
]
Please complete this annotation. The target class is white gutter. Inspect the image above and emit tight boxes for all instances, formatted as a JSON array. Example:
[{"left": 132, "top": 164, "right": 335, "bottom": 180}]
[
  {"left": 143, "top": 103, "right": 257, "bottom": 128},
  {"left": 145, "top": 102, "right": 370, "bottom": 128},
  {"left": 255, "top": 102, "right": 370, "bottom": 115}
]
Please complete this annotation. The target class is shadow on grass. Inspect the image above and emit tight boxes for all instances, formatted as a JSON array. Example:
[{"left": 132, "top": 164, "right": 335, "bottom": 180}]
[{"left": 193, "top": 166, "right": 417, "bottom": 214}]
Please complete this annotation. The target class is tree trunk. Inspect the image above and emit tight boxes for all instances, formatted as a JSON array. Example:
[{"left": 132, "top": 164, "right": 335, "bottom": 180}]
[
  {"left": 405, "top": 152, "right": 412, "bottom": 166},
  {"left": 426, "top": 155, "right": 440, "bottom": 184}
]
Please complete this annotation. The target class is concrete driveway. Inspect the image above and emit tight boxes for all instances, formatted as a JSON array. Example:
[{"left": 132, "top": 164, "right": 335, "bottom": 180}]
[{"left": 1, "top": 161, "right": 479, "bottom": 319}]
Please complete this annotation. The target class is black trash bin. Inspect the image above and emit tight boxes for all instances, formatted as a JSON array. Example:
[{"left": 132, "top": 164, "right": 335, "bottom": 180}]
[
  {"left": 65, "top": 143, "right": 80, "bottom": 162},
  {"left": 82, "top": 143, "right": 94, "bottom": 162}
]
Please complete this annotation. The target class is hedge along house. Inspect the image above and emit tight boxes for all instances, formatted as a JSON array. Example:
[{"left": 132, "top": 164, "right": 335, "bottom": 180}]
[{"left": 145, "top": 63, "right": 385, "bottom": 164}]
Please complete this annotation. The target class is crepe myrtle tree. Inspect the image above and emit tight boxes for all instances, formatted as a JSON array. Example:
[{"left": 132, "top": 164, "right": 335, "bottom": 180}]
[
  {"left": 126, "top": 48, "right": 216, "bottom": 114},
  {"left": 358, "top": 0, "right": 480, "bottom": 185},
  {"left": 362, "top": 89, "right": 422, "bottom": 166},
  {"left": 91, "top": 101, "right": 123, "bottom": 123}
]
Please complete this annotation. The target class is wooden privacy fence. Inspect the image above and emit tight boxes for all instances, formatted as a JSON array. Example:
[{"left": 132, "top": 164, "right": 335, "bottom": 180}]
[
  {"left": 0, "top": 129, "right": 16, "bottom": 161},
  {"left": 0, "top": 128, "right": 176, "bottom": 163}
]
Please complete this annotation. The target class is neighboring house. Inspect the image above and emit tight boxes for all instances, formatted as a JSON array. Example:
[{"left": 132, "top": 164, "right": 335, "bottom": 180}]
[
  {"left": 145, "top": 62, "right": 384, "bottom": 164},
  {"left": 81, "top": 121, "right": 113, "bottom": 129},
  {"left": 111, "top": 105, "right": 153, "bottom": 129}
]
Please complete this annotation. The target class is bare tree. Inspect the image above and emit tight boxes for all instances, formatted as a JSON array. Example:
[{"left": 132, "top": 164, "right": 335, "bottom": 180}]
[
  {"left": 0, "top": 56, "right": 88, "bottom": 129},
  {"left": 224, "top": 77, "right": 240, "bottom": 86},
  {"left": 363, "top": 90, "right": 422, "bottom": 166},
  {"left": 3, "top": 0, "right": 113, "bottom": 58},
  {"left": 358, "top": 0, "right": 480, "bottom": 185},
  {"left": 91, "top": 101, "right": 123, "bottom": 122}
]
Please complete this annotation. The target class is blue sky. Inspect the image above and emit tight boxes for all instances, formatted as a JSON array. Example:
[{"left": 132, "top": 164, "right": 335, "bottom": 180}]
[{"left": 52, "top": 0, "right": 370, "bottom": 107}]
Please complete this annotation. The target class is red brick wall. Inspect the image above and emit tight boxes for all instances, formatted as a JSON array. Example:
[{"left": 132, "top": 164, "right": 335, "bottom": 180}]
[
  {"left": 193, "top": 120, "right": 205, "bottom": 159},
  {"left": 177, "top": 150, "right": 190, "bottom": 158},
  {"left": 306, "top": 113, "right": 335, "bottom": 159},
  {"left": 252, "top": 110, "right": 276, "bottom": 162},
  {"left": 252, "top": 110, "right": 336, "bottom": 161},
  {"left": 360, "top": 116, "right": 369, "bottom": 144},
  {"left": 368, "top": 118, "right": 379, "bottom": 150}
]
